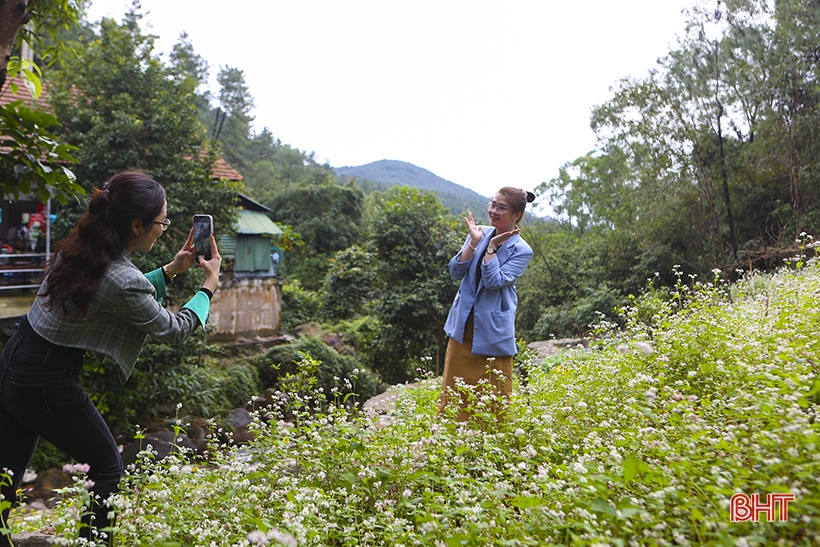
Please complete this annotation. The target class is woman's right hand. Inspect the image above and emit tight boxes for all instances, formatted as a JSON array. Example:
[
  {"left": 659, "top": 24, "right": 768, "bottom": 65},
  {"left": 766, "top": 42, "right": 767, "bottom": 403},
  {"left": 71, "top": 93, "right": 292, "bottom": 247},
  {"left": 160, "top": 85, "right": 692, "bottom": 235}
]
[
  {"left": 465, "top": 212, "right": 482, "bottom": 245},
  {"left": 198, "top": 234, "right": 222, "bottom": 293}
]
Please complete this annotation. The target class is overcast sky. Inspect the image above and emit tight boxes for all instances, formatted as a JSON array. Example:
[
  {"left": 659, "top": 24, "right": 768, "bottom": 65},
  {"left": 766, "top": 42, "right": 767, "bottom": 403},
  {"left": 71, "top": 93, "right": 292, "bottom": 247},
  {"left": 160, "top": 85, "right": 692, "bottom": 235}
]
[{"left": 85, "top": 1, "right": 694, "bottom": 209}]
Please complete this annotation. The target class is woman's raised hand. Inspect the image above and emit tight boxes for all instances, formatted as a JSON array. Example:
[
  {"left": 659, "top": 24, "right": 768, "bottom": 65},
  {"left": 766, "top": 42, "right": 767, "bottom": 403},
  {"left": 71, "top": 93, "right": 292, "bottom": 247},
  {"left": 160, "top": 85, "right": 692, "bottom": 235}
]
[
  {"left": 490, "top": 228, "right": 520, "bottom": 249},
  {"left": 465, "top": 212, "right": 482, "bottom": 244},
  {"left": 198, "top": 234, "right": 222, "bottom": 293},
  {"left": 165, "top": 228, "right": 196, "bottom": 277}
]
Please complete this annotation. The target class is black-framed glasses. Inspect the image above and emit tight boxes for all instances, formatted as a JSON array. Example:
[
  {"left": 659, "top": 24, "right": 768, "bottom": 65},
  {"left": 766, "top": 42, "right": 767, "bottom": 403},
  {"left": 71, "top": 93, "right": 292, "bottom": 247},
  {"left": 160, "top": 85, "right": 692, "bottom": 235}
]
[
  {"left": 152, "top": 219, "right": 171, "bottom": 231},
  {"left": 487, "top": 200, "right": 508, "bottom": 213}
]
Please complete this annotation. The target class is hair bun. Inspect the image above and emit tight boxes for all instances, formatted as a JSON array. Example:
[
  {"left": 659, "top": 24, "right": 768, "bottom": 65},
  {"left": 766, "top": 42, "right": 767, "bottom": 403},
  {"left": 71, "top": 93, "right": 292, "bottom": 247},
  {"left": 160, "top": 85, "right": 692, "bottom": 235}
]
[{"left": 525, "top": 190, "right": 536, "bottom": 203}]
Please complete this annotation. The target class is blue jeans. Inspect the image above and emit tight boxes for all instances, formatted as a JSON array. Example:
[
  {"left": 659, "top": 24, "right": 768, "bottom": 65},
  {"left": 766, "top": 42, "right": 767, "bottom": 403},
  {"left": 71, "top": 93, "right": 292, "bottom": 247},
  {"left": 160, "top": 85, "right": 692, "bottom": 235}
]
[{"left": 0, "top": 316, "right": 122, "bottom": 545}]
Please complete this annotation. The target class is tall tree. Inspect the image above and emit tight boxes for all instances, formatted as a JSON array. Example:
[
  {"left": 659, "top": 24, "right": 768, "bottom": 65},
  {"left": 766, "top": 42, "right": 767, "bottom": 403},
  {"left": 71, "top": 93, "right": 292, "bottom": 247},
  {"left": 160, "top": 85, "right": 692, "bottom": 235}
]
[
  {"left": 213, "top": 65, "right": 254, "bottom": 172},
  {"left": 47, "top": 12, "right": 240, "bottom": 295},
  {"left": 366, "top": 186, "right": 461, "bottom": 382}
]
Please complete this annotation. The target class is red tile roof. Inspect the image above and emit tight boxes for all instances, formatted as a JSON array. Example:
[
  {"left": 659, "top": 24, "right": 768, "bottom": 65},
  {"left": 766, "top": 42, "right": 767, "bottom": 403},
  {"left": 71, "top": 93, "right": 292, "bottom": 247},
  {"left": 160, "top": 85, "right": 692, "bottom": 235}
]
[
  {"left": 0, "top": 77, "right": 243, "bottom": 181},
  {"left": 0, "top": 77, "right": 47, "bottom": 109},
  {"left": 207, "top": 154, "right": 243, "bottom": 180}
]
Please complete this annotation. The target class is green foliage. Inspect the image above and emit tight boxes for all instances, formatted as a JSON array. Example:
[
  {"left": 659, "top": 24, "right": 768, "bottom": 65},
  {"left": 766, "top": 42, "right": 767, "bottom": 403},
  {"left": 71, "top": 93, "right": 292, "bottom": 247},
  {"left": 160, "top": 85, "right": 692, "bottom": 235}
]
[
  {"left": 270, "top": 181, "right": 365, "bottom": 256},
  {"left": 14, "top": 260, "right": 820, "bottom": 545},
  {"left": 531, "top": 284, "right": 624, "bottom": 339},
  {"left": 43, "top": 13, "right": 240, "bottom": 300},
  {"left": 321, "top": 245, "right": 377, "bottom": 321},
  {"left": 526, "top": 0, "right": 820, "bottom": 334},
  {"left": 516, "top": 225, "right": 637, "bottom": 339},
  {"left": 269, "top": 180, "right": 365, "bottom": 290},
  {"left": 78, "top": 332, "right": 259, "bottom": 435},
  {"left": 366, "top": 186, "right": 461, "bottom": 382},
  {"left": 251, "top": 336, "right": 380, "bottom": 408},
  {"left": 0, "top": 0, "right": 82, "bottom": 203},
  {"left": 281, "top": 279, "right": 322, "bottom": 331},
  {"left": 0, "top": 99, "right": 82, "bottom": 204},
  {"left": 332, "top": 315, "right": 382, "bottom": 356},
  {"left": 27, "top": 439, "right": 70, "bottom": 472}
]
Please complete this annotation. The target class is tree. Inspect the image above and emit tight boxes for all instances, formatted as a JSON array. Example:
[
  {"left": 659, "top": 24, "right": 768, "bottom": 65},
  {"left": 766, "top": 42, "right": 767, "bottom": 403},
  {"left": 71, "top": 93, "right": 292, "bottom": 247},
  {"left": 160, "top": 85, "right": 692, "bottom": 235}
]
[
  {"left": 321, "top": 245, "right": 377, "bottom": 322},
  {"left": 46, "top": 12, "right": 240, "bottom": 297},
  {"left": 212, "top": 65, "right": 254, "bottom": 172},
  {"left": 366, "top": 186, "right": 461, "bottom": 383},
  {"left": 0, "top": 0, "right": 84, "bottom": 203},
  {"left": 270, "top": 179, "right": 365, "bottom": 288}
]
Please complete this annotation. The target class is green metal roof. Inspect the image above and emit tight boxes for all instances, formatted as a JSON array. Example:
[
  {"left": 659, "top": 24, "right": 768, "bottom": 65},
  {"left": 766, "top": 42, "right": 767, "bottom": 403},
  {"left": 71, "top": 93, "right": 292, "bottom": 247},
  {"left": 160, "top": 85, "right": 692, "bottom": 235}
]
[{"left": 236, "top": 209, "right": 283, "bottom": 236}]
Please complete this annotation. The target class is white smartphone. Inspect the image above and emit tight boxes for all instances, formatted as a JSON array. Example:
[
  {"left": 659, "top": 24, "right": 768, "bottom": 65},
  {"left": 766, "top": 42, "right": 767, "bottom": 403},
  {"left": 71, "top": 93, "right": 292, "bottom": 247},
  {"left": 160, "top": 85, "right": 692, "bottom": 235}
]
[{"left": 193, "top": 214, "right": 214, "bottom": 262}]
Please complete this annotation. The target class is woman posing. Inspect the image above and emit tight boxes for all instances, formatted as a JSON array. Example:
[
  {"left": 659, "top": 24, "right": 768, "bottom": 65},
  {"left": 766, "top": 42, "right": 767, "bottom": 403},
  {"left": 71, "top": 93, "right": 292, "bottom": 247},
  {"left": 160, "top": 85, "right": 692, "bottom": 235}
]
[
  {"left": 0, "top": 171, "right": 221, "bottom": 545},
  {"left": 440, "top": 187, "right": 535, "bottom": 421}
]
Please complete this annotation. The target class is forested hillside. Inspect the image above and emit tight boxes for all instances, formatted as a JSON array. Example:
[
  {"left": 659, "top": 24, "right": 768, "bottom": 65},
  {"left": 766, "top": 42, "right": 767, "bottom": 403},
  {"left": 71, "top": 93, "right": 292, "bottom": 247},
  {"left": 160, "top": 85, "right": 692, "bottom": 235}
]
[{"left": 335, "top": 159, "right": 490, "bottom": 215}]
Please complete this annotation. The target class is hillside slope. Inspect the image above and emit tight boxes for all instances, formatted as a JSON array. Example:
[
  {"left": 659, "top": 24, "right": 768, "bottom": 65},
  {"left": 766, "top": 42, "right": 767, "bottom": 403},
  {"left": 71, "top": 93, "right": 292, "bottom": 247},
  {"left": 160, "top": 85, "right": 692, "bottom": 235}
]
[{"left": 335, "top": 159, "right": 489, "bottom": 216}]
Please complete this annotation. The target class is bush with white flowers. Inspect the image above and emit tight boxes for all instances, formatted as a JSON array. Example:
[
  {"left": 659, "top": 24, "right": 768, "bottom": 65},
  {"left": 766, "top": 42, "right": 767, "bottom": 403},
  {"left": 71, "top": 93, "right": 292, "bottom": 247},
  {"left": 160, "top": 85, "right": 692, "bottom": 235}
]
[{"left": 9, "top": 260, "right": 820, "bottom": 546}]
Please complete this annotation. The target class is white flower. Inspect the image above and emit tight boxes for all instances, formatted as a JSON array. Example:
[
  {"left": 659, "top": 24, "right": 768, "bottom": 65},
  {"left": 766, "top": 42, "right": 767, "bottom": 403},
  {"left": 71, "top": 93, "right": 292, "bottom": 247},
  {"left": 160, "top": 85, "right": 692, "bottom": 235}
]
[
  {"left": 266, "top": 529, "right": 298, "bottom": 547},
  {"left": 247, "top": 530, "right": 267, "bottom": 545}
]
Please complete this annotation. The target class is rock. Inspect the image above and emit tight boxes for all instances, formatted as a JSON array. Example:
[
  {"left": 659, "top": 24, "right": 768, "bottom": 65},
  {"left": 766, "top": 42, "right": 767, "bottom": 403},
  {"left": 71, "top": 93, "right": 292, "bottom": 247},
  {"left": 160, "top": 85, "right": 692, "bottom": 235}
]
[
  {"left": 222, "top": 408, "right": 254, "bottom": 445},
  {"left": 223, "top": 408, "right": 252, "bottom": 430},
  {"left": 120, "top": 430, "right": 200, "bottom": 468},
  {"left": 527, "top": 339, "right": 585, "bottom": 364},
  {"left": 10, "top": 532, "right": 53, "bottom": 546},
  {"left": 22, "top": 467, "right": 72, "bottom": 502}
]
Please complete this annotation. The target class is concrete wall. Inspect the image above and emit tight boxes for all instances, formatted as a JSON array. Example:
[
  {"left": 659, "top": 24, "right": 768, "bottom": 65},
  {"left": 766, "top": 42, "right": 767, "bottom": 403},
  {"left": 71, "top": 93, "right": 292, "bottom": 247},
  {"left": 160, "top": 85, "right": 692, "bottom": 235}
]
[{"left": 207, "top": 277, "right": 282, "bottom": 342}]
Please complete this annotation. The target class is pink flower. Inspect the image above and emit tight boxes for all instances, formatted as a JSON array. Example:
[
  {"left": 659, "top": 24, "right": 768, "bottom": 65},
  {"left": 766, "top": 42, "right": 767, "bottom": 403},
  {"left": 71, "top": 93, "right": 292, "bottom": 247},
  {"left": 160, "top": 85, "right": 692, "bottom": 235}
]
[{"left": 62, "top": 463, "right": 91, "bottom": 475}]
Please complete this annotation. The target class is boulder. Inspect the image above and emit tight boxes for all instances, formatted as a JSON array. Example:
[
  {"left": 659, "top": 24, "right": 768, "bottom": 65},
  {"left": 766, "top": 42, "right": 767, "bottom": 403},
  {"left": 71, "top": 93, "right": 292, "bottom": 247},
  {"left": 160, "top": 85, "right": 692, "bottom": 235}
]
[{"left": 120, "top": 430, "right": 200, "bottom": 468}]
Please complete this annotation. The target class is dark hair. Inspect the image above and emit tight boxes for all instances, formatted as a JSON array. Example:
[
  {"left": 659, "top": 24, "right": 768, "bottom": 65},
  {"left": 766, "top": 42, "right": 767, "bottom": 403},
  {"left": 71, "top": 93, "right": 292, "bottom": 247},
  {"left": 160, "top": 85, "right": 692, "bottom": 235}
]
[
  {"left": 42, "top": 171, "right": 166, "bottom": 316},
  {"left": 497, "top": 187, "right": 535, "bottom": 223}
]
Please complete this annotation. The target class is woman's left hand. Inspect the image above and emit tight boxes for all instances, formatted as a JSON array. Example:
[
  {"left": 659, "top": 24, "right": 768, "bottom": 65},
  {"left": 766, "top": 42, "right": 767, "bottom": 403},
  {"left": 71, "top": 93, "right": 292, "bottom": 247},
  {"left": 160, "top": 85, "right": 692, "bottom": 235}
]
[
  {"left": 165, "top": 228, "right": 196, "bottom": 276},
  {"left": 490, "top": 228, "right": 520, "bottom": 249}
]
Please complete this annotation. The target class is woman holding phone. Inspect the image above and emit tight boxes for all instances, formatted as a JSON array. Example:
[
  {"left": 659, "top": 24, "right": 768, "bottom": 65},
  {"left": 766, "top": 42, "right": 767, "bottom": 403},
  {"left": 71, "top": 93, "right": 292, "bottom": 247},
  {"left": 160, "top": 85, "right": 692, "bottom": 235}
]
[{"left": 0, "top": 171, "right": 221, "bottom": 546}]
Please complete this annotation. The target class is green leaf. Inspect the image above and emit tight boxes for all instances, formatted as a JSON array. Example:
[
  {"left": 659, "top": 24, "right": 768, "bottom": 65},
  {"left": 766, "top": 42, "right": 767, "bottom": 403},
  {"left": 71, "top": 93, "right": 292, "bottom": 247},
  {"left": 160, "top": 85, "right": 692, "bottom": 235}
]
[
  {"left": 445, "top": 534, "right": 470, "bottom": 547},
  {"left": 622, "top": 458, "right": 648, "bottom": 484},
  {"left": 590, "top": 497, "right": 617, "bottom": 516},
  {"left": 511, "top": 495, "right": 544, "bottom": 509}
]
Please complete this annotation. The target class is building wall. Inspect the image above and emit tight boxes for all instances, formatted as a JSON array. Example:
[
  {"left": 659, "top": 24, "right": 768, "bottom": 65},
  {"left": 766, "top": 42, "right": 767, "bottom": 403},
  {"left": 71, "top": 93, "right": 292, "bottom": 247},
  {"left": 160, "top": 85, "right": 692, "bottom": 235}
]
[{"left": 207, "top": 277, "right": 282, "bottom": 342}]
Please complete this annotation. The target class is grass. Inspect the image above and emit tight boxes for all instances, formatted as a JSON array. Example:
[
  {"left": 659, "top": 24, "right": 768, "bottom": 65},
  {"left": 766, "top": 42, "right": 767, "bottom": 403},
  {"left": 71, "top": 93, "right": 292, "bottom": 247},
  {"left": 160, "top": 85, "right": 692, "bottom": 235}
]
[{"left": 6, "top": 258, "right": 820, "bottom": 546}]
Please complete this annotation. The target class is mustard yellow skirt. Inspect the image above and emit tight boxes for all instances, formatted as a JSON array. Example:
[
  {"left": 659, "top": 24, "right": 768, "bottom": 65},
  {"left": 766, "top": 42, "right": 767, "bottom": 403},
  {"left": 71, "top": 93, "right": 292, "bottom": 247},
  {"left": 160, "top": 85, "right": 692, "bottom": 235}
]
[{"left": 438, "top": 313, "right": 513, "bottom": 421}]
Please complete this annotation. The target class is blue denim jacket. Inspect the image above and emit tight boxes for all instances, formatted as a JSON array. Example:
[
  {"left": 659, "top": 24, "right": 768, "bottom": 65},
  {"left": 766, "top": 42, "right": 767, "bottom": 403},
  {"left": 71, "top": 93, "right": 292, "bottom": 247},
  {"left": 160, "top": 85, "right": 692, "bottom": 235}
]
[{"left": 443, "top": 226, "right": 533, "bottom": 356}]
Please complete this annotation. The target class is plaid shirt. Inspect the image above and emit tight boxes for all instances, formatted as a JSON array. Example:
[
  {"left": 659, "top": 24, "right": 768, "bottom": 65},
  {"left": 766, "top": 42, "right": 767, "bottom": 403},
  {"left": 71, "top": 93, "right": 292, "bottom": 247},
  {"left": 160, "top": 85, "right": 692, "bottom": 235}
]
[{"left": 27, "top": 252, "right": 209, "bottom": 382}]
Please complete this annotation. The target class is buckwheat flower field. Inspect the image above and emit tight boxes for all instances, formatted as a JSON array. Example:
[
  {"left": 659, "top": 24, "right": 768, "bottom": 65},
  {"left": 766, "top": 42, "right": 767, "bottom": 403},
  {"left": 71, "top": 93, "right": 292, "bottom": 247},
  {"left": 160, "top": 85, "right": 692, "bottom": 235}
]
[{"left": 10, "top": 262, "right": 820, "bottom": 546}]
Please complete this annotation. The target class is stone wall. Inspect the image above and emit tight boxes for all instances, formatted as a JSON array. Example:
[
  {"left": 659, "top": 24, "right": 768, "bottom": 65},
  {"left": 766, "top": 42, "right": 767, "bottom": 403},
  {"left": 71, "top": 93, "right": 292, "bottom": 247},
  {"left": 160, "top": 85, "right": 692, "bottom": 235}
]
[{"left": 207, "top": 277, "right": 282, "bottom": 342}]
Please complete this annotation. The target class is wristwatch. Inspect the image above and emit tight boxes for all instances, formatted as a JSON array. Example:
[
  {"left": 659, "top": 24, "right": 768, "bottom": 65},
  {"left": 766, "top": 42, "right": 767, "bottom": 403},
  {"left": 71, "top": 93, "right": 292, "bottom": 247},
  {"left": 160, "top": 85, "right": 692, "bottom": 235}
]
[{"left": 486, "top": 247, "right": 498, "bottom": 255}]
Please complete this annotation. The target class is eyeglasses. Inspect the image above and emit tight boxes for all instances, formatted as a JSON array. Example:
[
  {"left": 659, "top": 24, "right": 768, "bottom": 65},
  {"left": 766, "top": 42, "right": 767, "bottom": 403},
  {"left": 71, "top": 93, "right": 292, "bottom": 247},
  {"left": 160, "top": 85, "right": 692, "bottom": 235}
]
[
  {"left": 151, "top": 219, "right": 171, "bottom": 231},
  {"left": 487, "top": 200, "right": 508, "bottom": 213}
]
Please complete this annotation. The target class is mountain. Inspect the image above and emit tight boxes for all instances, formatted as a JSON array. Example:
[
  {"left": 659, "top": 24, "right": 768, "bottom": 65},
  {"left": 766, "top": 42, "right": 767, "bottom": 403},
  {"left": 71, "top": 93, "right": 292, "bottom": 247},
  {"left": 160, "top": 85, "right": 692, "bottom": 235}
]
[{"left": 335, "top": 160, "right": 489, "bottom": 216}]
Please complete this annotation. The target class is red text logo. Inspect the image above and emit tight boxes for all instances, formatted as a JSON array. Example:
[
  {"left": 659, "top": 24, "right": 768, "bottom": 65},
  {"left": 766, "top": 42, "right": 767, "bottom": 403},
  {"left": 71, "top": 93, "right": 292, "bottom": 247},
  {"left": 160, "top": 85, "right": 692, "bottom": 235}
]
[{"left": 730, "top": 493, "right": 795, "bottom": 522}]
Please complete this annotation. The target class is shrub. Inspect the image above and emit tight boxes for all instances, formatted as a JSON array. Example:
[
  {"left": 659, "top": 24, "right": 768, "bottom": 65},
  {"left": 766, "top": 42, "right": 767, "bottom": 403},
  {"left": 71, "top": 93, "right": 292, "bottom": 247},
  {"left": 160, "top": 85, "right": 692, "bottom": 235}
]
[
  {"left": 281, "top": 279, "right": 322, "bottom": 330},
  {"left": 251, "top": 336, "right": 381, "bottom": 407}
]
